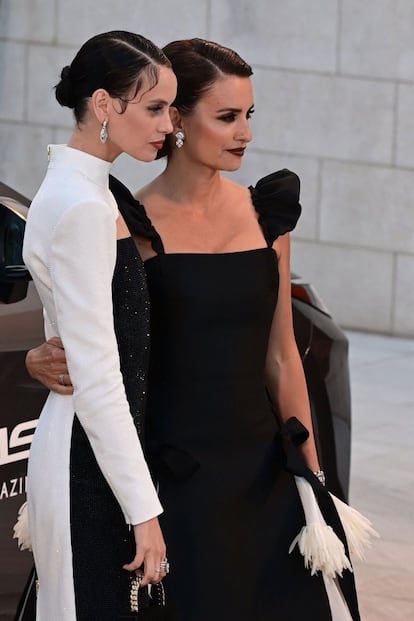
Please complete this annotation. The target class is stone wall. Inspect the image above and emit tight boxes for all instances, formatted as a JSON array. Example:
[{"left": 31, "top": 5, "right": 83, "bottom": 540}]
[{"left": 1, "top": 0, "right": 414, "bottom": 334}]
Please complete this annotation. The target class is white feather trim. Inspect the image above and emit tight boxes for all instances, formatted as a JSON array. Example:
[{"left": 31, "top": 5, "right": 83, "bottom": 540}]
[
  {"left": 289, "top": 476, "right": 352, "bottom": 578},
  {"left": 330, "top": 493, "right": 379, "bottom": 560},
  {"left": 13, "top": 501, "right": 32, "bottom": 552}
]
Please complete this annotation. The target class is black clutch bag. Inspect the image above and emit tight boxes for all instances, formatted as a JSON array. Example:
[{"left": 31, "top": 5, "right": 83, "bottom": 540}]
[
  {"left": 14, "top": 566, "right": 182, "bottom": 621},
  {"left": 119, "top": 574, "right": 182, "bottom": 621}
]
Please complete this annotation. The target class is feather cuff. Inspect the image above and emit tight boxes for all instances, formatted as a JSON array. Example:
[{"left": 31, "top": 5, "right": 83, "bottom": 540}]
[
  {"left": 289, "top": 476, "right": 351, "bottom": 577},
  {"left": 290, "top": 476, "right": 378, "bottom": 578},
  {"left": 330, "top": 493, "right": 379, "bottom": 560},
  {"left": 13, "top": 501, "right": 32, "bottom": 552}
]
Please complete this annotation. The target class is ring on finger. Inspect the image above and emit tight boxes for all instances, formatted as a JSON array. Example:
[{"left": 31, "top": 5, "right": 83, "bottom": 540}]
[{"left": 58, "top": 374, "right": 67, "bottom": 386}]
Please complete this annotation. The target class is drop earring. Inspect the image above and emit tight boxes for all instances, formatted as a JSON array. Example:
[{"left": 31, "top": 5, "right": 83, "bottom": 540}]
[
  {"left": 175, "top": 131, "right": 184, "bottom": 148},
  {"left": 100, "top": 120, "right": 108, "bottom": 144}
]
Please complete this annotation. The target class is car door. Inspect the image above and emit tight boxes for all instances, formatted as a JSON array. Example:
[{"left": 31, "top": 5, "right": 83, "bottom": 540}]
[{"left": 0, "top": 183, "right": 46, "bottom": 620}]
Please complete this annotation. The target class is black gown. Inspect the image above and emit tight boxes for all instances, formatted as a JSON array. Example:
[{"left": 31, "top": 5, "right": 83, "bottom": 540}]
[
  {"left": 112, "top": 171, "right": 360, "bottom": 621},
  {"left": 69, "top": 237, "right": 149, "bottom": 620}
]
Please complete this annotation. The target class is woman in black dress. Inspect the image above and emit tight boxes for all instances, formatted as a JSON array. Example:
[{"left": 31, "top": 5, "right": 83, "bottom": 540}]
[{"left": 27, "top": 39, "right": 367, "bottom": 621}]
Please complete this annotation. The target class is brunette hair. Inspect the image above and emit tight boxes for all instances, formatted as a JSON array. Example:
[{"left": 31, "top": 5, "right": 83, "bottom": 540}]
[
  {"left": 55, "top": 30, "right": 171, "bottom": 123},
  {"left": 157, "top": 38, "right": 252, "bottom": 157}
]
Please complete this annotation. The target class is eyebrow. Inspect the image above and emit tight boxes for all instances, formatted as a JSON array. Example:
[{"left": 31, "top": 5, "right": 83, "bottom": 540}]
[
  {"left": 216, "top": 105, "right": 255, "bottom": 113},
  {"left": 147, "top": 98, "right": 170, "bottom": 105}
]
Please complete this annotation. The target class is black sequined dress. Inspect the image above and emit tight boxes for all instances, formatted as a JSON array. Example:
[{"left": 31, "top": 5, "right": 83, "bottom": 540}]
[{"left": 69, "top": 238, "right": 150, "bottom": 620}]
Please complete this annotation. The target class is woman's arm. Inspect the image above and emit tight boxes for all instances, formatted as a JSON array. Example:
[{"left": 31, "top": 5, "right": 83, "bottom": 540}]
[
  {"left": 25, "top": 333, "right": 165, "bottom": 584},
  {"left": 48, "top": 200, "right": 162, "bottom": 521},
  {"left": 264, "top": 233, "right": 320, "bottom": 472},
  {"left": 26, "top": 337, "right": 73, "bottom": 395},
  {"left": 37, "top": 198, "right": 167, "bottom": 585}
]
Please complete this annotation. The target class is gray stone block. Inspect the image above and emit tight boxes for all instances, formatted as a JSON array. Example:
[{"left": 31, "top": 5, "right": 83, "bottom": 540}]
[
  {"left": 210, "top": 0, "right": 337, "bottom": 72},
  {"left": 291, "top": 239, "right": 393, "bottom": 332},
  {"left": 0, "top": 0, "right": 55, "bottom": 42},
  {"left": 56, "top": 0, "right": 208, "bottom": 47},
  {"left": 26, "top": 44, "right": 77, "bottom": 127},
  {"left": 393, "top": 254, "right": 414, "bottom": 336},
  {"left": 0, "top": 122, "right": 52, "bottom": 197},
  {"left": 252, "top": 69, "right": 394, "bottom": 164},
  {"left": 395, "top": 83, "right": 414, "bottom": 168},
  {"left": 320, "top": 161, "right": 414, "bottom": 253},
  {"left": 0, "top": 41, "right": 25, "bottom": 121},
  {"left": 340, "top": 0, "right": 414, "bottom": 80}
]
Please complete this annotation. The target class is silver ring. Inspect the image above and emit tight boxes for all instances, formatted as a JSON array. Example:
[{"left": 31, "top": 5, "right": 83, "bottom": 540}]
[
  {"left": 58, "top": 374, "right": 66, "bottom": 386},
  {"left": 154, "top": 568, "right": 161, "bottom": 573}
]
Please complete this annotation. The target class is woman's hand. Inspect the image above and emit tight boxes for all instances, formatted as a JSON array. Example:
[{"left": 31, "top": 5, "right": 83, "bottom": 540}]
[
  {"left": 25, "top": 337, "right": 73, "bottom": 395},
  {"left": 123, "top": 517, "right": 167, "bottom": 585}
]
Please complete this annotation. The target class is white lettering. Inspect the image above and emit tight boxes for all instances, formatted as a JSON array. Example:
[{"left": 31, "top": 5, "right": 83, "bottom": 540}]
[
  {"left": 0, "top": 480, "right": 7, "bottom": 500},
  {"left": 0, "top": 419, "right": 38, "bottom": 465},
  {"left": 0, "top": 476, "right": 27, "bottom": 501},
  {"left": 10, "top": 478, "right": 18, "bottom": 496}
]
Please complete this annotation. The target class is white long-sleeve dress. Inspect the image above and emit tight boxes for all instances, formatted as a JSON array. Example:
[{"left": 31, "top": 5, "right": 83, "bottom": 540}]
[{"left": 22, "top": 144, "right": 162, "bottom": 620}]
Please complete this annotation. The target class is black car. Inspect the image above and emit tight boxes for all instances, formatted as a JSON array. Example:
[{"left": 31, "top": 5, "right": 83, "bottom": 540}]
[{"left": 0, "top": 181, "right": 351, "bottom": 620}]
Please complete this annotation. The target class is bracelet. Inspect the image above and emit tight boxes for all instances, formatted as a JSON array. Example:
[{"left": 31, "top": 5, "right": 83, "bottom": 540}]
[{"left": 313, "top": 470, "right": 326, "bottom": 486}]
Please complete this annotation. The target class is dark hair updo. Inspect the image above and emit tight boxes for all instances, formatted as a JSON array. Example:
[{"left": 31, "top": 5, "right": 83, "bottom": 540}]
[
  {"left": 55, "top": 30, "right": 171, "bottom": 123},
  {"left": 157, "top": 38, "right": 252, "bottom": 158}
]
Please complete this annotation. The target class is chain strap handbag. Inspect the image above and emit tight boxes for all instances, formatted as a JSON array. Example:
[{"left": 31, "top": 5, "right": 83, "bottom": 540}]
[
  {"left": 14, "top": 567, "right": 182, "bottom": 621},
  {"left": 118, "top": 574, "right": 182, "bottom": 620}
]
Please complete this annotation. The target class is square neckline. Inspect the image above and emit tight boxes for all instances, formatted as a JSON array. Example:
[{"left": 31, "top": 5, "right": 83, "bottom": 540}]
[
  {"left": 143, "top": 246, "right": 276, "bottom": 267},
  {"left": 135, "top": 187, "right": 272, "bottom": 262}
]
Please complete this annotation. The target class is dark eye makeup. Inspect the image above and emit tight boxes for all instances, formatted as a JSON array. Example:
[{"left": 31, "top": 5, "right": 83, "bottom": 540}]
[
  {"left": 147, "top": 105, "right": 164, "bottom": 113},
  {"left": 217, "top": 106, "right": 255, "bottom": 122}
]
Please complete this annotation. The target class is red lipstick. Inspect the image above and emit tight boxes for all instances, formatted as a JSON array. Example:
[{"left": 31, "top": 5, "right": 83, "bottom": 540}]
[
  {"left": 150, "top": 141, "right": 164, "bottom": 150},
  {"left": 227, "top": 148, "right": 246, "bottom": 157}
]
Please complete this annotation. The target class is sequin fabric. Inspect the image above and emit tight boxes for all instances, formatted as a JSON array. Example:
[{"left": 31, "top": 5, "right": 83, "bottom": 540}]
[
  {"left": 112, "top": 237, "right": 150, "bottom": 439},
  {"left": 69, "top": 237, "right": 151, "bottom": 620}
]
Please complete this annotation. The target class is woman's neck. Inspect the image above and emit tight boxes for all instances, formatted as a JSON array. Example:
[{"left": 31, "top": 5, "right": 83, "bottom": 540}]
[
  {"left": 157, "top": 157, "right": 224, "bottom": 210},
  {"left": 67, "top": 127, "right": 120, "bottom": 163}
]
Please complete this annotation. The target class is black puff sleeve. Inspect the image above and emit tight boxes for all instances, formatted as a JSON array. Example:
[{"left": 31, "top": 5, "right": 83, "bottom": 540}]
[
  {"left": 109, "top": 175, "right": 163, "bottom": 254},
  {"left": 249, "top": 169, "right": 302, "bottom": 247}
]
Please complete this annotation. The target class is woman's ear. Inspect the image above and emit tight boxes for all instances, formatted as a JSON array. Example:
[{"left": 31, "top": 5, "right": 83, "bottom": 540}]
[
  {"left": 169, "top": 106, "right": 183, "bottom": 133},
  {"left": 90, "top": 89, "right": 111, "bottom": 124}
]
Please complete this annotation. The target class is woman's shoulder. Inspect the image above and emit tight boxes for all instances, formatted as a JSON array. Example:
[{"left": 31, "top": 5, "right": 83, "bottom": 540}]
[
  {"left": 249, "top": 169, "right": 302, "bottom": 244},
  {"left": 109, "top": 175, "right": 159, "bottom": 244},
  {"left": 29, "top": 175, "right": 116, "bottom": 232}
]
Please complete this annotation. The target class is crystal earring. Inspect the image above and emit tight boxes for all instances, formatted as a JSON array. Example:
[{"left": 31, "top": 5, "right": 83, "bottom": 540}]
[
  {"left": 175, "top": 131, "right": 184, "bottom": 148},
  {"left": 100, "top": 120, "right": 108, "bottom": 144}
]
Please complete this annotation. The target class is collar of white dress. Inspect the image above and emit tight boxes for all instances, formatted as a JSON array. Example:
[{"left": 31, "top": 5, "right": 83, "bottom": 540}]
[{"left": 47, "top": 144, "right": 113, "bottom": 189}]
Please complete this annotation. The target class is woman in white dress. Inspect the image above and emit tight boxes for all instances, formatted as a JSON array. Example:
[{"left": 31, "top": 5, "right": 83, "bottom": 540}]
[{"left": 22, "top": 31, "right": 177, "bottom": 620}]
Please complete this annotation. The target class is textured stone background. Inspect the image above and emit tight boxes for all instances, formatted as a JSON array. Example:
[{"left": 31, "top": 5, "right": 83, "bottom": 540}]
[{"left": 1, "top": 0, "right": 414, "bottom": 335}]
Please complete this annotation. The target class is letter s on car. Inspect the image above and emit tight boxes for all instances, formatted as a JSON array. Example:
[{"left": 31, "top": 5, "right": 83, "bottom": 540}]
[{"left": 0, "top": 419, "right": 38, "bottom": 466}]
